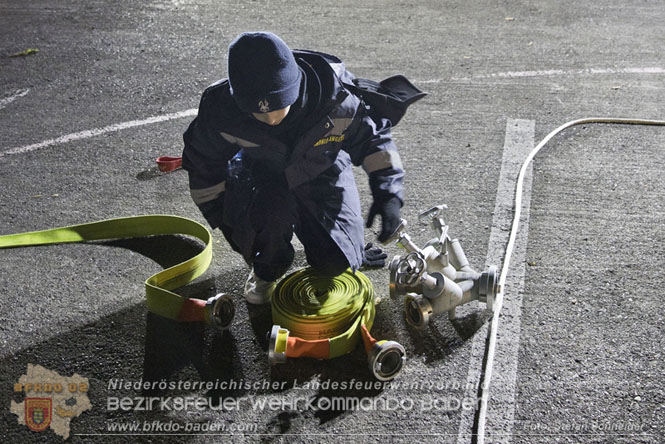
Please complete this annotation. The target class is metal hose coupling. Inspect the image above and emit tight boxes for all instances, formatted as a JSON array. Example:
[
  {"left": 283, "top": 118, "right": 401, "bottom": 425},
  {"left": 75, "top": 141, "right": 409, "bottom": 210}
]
[
  {"left": 205, "top": 293, "right": 235, "bottom": 331},
  {"left": 404, "top": 293, "right": 433, "bottom": 329},
  {"left": 367, "top": 341, "right": 406, "bottom": 381},
  {"left": 477, "top": 265, "right": 500, "bottom": 310},
  {"left": 384, "top": 205, "right": 501, "bottom": 329},
  {"left": 361, "top": 326, "right": 406, "bottom": 381}
]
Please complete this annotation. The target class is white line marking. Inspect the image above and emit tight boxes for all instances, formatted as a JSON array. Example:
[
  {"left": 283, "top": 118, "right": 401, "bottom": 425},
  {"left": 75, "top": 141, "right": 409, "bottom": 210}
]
[
  {"left": 0, "top": 108, "right": 197, "bottom": 158},
  {"left": 415, "top": 66, "right": 665, "bottom": 83},
  {"left": 0, "top": 88, "right": 30, "bottom": 110},
  {"left": 456, "top": 119, "right": 535, "bottom": 444},
  {"left": 482, "top": 121, "right": 535, "bottom": 443}
]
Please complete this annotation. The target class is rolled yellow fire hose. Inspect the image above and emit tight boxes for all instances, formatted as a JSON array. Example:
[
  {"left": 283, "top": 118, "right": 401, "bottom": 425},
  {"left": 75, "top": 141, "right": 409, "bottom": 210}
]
[
  {"left": 0, "top": 215, "right": 233, "bottom": 328},
  {"left": 269, "top": 267, "right": 406, "bottom": 381}
]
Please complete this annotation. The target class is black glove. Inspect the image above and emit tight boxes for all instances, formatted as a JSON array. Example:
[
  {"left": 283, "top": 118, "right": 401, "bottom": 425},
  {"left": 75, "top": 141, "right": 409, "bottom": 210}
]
[
  {"left": 366, "top": 196, "right": 402, "bottom": 243},
  {"left": 361, "top": 242, "right": 388, "bottom": 268}
]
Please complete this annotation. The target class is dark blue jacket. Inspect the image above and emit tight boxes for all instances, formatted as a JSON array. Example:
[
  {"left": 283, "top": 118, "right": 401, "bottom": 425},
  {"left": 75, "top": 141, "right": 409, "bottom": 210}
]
[{"left": 182, "top": 50, "right": 416, "bottom": 271}]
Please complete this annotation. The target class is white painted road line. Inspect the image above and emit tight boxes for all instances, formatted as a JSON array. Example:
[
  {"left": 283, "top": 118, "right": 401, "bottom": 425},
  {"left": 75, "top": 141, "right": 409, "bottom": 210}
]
[
  {"left": 3, "top": 64, "right": 662, "bottom": 158},
  {"left": 0, "top": 88, "right": 30, "bottom": 110},
  {"left": 482, "top": 120, "right": 535, "bottom": 443},
  {"left": 0, "top": 108, "right": 197, "bottom": 158},
  {"left": 415, "top": 66, "right": 665, "bottom": 83},
  {"left": 456, "top": 119, "right": 535, "bottom": 444}
]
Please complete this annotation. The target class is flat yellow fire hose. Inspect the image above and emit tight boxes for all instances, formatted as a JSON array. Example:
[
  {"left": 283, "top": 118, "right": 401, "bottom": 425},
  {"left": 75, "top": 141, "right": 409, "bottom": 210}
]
[
  {"left": 269, "top": 267, "right": 406, "bottom": 381},
  {"left": 0, "top": 215, "right": 234, "bottom": 329}
]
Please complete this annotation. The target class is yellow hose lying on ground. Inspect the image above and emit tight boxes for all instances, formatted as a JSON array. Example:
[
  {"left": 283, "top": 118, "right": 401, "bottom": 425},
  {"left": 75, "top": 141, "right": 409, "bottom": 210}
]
[{"left": 0, "top": 215, "right": 234, "bottom": 327}]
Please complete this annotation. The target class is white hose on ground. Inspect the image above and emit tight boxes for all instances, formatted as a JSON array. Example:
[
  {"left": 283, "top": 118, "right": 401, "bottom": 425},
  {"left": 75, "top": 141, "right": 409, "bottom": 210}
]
[{"left": 476, "top": 117, "right": 665, "bottom": 444}]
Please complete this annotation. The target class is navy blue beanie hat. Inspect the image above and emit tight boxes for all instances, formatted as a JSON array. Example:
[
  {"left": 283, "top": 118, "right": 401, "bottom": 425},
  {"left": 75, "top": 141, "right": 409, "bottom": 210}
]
[{"left": 228, "top": 32, "right": 302, "bottom": 114}]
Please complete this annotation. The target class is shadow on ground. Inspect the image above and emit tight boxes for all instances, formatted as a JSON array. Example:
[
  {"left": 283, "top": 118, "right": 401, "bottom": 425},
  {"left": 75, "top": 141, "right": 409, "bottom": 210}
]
[{"left": 1, "top": 235, "right": 486, "bottom": 442}]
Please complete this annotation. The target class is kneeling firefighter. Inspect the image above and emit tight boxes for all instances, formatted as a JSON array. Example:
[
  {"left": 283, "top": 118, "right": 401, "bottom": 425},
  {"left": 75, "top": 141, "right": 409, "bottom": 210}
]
[{"left": 182, "top": 31, "right": 425, "bottom": 379}]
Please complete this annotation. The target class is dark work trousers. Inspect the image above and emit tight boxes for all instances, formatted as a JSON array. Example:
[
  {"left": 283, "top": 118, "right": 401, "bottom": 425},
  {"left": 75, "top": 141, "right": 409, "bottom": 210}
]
[{"left": 219, "top": 164, "right": 350, "bottom": 282}]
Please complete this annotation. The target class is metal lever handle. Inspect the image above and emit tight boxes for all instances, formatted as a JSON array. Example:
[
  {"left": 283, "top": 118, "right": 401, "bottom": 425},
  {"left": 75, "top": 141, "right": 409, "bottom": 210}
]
[{"left": 417, "top": 204, "right": 448, "bottom": 223}]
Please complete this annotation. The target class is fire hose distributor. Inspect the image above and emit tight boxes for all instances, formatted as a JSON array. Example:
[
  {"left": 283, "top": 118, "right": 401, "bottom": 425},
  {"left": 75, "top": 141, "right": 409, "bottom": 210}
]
[{"left": 384, "top": 205, "right": 500, "bottom": 329}]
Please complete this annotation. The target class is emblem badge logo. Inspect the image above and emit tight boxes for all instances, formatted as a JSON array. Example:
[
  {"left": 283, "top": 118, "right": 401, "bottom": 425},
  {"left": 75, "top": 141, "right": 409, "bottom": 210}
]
[
  {"left": 258, "top": 99, "right": 270, "bottom": 113},
  {"left": 25, "top": 398, "right": 52, "bottom": 432}
]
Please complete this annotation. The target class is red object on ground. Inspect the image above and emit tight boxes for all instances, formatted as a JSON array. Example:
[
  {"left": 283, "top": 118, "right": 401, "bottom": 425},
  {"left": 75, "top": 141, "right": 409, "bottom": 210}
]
[{"left": 156, "top": 156, "right": 183, "bottom": 172}]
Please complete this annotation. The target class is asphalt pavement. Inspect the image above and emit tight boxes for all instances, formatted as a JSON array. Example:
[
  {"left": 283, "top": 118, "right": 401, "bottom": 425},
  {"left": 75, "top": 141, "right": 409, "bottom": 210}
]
[{"left": 1, "top": 1, "right": 663, "bottom": 443}]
